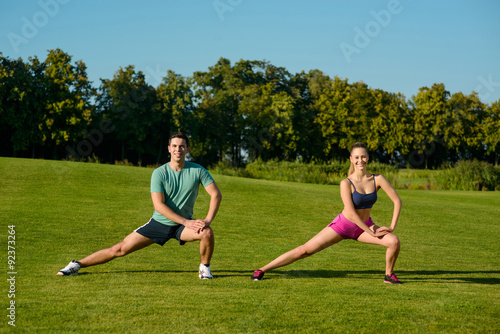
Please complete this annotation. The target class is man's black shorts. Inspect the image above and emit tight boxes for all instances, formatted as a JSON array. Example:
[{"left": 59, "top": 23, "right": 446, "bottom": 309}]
[{"left": 135, "top": 218, "right": 186, "bottom": 246}]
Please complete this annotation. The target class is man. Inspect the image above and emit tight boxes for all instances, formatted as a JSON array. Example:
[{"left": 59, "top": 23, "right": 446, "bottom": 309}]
[{"left": 57, "top": 132, "right": 222, "bottom": 279}]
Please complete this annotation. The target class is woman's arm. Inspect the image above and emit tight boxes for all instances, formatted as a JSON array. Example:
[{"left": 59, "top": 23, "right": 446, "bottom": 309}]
[
  {"left": 340, "top": 179, "right": 387, "bottom": 237},
  {"left": 376, "top": 174, "right": 402, "bottom": 232}
]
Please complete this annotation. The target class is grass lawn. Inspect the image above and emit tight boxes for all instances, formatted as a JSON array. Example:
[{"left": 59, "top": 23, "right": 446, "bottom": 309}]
[{"left": 1, "top": 157, "right": 499, "bottom": 333}]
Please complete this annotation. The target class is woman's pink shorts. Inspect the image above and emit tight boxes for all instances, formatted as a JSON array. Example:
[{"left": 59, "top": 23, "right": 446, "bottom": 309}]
[{"left": 328, "top": 213, "right": 374, "bottom": 240}]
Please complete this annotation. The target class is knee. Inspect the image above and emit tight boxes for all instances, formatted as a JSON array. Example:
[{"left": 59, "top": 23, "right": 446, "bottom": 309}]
[
  {"left": 110, "top": 243, "right": 127, "bottom": 257},
  {"left": 200, "top": 226, "right": 214, "bottom": 240},
  {"left": 293, "top": 245, "right": 313, "bottom": 259},
  {"left": 388, "top": 234, "right": 400, "bottom": 249}
]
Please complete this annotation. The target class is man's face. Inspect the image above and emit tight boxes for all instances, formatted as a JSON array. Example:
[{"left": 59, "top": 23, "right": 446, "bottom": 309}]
[{"left": 168, "top": 137, "right": 189, "bottom": 162}]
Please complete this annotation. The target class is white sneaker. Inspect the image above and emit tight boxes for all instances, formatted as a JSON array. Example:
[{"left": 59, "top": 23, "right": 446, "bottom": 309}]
[
  {"left": 57, "top": 260, "right": 81, "bottom": 276},
  {"left": 198, "top": 264, "right": 213, "bottom": 279}
]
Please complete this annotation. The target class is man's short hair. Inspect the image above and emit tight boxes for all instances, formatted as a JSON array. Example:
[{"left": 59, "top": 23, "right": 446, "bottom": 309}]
[{"left": 169, "top": 132, "right": 190, "bottom": 148}]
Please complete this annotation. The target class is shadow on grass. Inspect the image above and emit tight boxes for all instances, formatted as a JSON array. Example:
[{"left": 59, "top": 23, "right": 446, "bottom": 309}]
[
  {"left": 77, "top": 269, "right": 245, "bottom": 277},
  {"left": 272, "top": 270, "right": 500, "bottom": 285},
  {"left": 76, "top": 269, "right": 500, "bottom": 284},
  {"left": 77, "top": 269, "right": 266, "bottom": 279}
]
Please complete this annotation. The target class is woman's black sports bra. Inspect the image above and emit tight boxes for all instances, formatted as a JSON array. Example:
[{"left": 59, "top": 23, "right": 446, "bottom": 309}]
[{"left": 346, "top": 176, "right": 377, "bottom": 209}]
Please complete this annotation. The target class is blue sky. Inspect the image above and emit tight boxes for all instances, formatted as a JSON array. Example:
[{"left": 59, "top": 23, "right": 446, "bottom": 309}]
[{"left": 1, "top": 0, "right": 499, "bottom": 104}]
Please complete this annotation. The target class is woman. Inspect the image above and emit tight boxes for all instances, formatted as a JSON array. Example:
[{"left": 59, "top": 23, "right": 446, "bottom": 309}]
[{"left": 251, "top": 142, "right": 402, "bottom": 284}]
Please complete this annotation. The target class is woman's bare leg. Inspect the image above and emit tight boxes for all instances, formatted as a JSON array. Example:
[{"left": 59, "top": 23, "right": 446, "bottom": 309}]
[
  {"left": 356, "top": 230, "right": 400, "bottom": 275},
  {"left": 260, "top": 227, "right": 343, "bottom": 272}
]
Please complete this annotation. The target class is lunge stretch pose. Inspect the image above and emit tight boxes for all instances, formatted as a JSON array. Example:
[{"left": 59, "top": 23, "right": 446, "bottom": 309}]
[
  {"left": 251, "top": 142, "right": 402, "bottom": 284},
  {"left": 58, "top": 132, "right": 222, "bottom": 279}
]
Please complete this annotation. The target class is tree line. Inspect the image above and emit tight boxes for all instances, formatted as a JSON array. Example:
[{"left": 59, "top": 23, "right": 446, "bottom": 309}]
[{"left": 1, "top": 48, "right": 499, "bottom": 168}]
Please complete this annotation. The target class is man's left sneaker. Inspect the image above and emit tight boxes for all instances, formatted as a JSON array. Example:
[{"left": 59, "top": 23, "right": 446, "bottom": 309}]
[
  {"left": 199, "top": 264, "right": 213, "bottom": 279},
  {"left": 384, "top": 273, "right": 402, "bottom": 284},
  {"left": 57, "top": 260, "right": 81, "bottom": 276}
]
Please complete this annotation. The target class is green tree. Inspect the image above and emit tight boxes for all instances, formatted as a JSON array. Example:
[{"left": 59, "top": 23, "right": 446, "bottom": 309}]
[
  {"left": 192, "top": 58, "right": 271, "bottom": 165},
  {"left": 238, "top": 80, "right": 273, "bottom": 161},
  {"left": 0, "top": 54, "right": 45, "bottom": 157},
  {"left": 409, "top": 83, "right": 450, "bottom": 168},
  {"left": 237, "top": 62, "right": 302, "bottom": 162},
  {"left": 155, "top": 70, "right": 193, "bottom": 163},
  {"left": 368, "top": 90, "right": 411, "bottom": 163},
  {"left": 483, "top": 100, "right": 500, "bottom": 165},
  {"left": 263, "top": 64, "right": 300, "bottom": 161},
  {"left": 98, "top": 65, "right": 157, "bottom": 163},
  {"left": 446, "top": 92, "right": 487, "bottom": 160},
  {"left": 41, "top": 49, "right": 94, "bottom": 158},
  {"left": 192, "top": 58, "right": 236, "bottom": 165},
  {"left": 266, "top": 90, "right": 297, "bottom": 160},
  {"left": 290, "top": 70, "right": 332, "bottom": 161},
  {"left": 314, "top": 76, "right": 352, "bottom": 160},
  {"left": 344, "top": 81, "right": 377, "bottom": 149}
]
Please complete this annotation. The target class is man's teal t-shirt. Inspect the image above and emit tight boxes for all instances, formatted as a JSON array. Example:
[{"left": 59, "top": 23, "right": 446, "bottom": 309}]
[{"left": 150, "top": 162, "right": 214, "bottom": 226}]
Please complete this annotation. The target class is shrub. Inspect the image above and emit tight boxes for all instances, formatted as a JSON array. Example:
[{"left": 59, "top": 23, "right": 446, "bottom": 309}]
[
  {"left": 242, "top": 159, "right": 346, "bottom": 185},
  {"left": 434, "top": 160, "right": 500, "bottom": 191},
  {"left": 212, "top": 159, "right": 500, "bottom": 191},
  {"left": 210, "top": 161, "right": 251, "bottom": 178},
  {"left": 241, "top": 159, "right": 398, "bottom": 185}
]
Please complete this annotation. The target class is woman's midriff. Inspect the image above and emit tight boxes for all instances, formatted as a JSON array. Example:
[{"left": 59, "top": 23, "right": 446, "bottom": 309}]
[{"left": 343, "top": 209, "right": 371, "bottom": 222}]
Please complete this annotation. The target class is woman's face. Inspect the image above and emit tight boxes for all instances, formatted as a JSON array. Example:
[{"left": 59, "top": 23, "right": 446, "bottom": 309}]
[{"left": 350, "top": 147, "right": 369, "bottom": 171}]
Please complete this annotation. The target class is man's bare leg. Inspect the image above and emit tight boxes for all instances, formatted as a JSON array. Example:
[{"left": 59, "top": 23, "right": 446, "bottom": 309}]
[
  {"left": 78, "top": 232, "right": 155, "bottom": 267},
  {"left": 180, "top": 227, "right": 214, "bottom": 265},
  {"left": 180, "top": 226, "right": 214, "bottom": 278}
]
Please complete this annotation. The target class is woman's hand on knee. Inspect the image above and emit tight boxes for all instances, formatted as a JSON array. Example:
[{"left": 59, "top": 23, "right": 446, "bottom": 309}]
[{"left": 376, "top": 226, "right": 394, "bottom": 233}]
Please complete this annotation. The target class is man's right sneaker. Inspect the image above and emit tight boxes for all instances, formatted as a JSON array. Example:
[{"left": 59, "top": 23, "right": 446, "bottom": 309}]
[
  {"left": 57, "top": 260, "right": 81, "bottom": 276},
  {"left": 251, "top": 270, "right": 265, "bottom": 281},
  {"left": 384, "top": 273, "right": 402, "bottom": 284},
  {"left": 199, "top": 264, "right": 213, "bottom": 279}
]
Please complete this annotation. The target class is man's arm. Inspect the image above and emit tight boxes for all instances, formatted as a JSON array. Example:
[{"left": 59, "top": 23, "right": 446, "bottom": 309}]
[
  {"left": 151, "top": 192, "right": 206, "bottom": 232},
  {"left": 203, "top": 182, "right": 222, "bottom": 224}
]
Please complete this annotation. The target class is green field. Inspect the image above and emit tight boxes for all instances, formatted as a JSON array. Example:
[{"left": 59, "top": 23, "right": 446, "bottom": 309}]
[{"left": 1, "top": 157, "right": 499, "bottom": 333}]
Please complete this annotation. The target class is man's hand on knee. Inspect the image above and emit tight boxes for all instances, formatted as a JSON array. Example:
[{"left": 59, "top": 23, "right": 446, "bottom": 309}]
[{"left": 185, "top": 219, "right": 207, "bottom": 234}]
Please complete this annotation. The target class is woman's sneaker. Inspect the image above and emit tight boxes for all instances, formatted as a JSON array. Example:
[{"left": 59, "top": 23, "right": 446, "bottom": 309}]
[
  {"left": 384, "top": 273, "right": 402, "bottom": 284},
  {"left": 57, "top": 260, "right": 81, "bottom": 276},
  {"left": 251, "top": 270, "right": 265, "bottom": 281}
]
